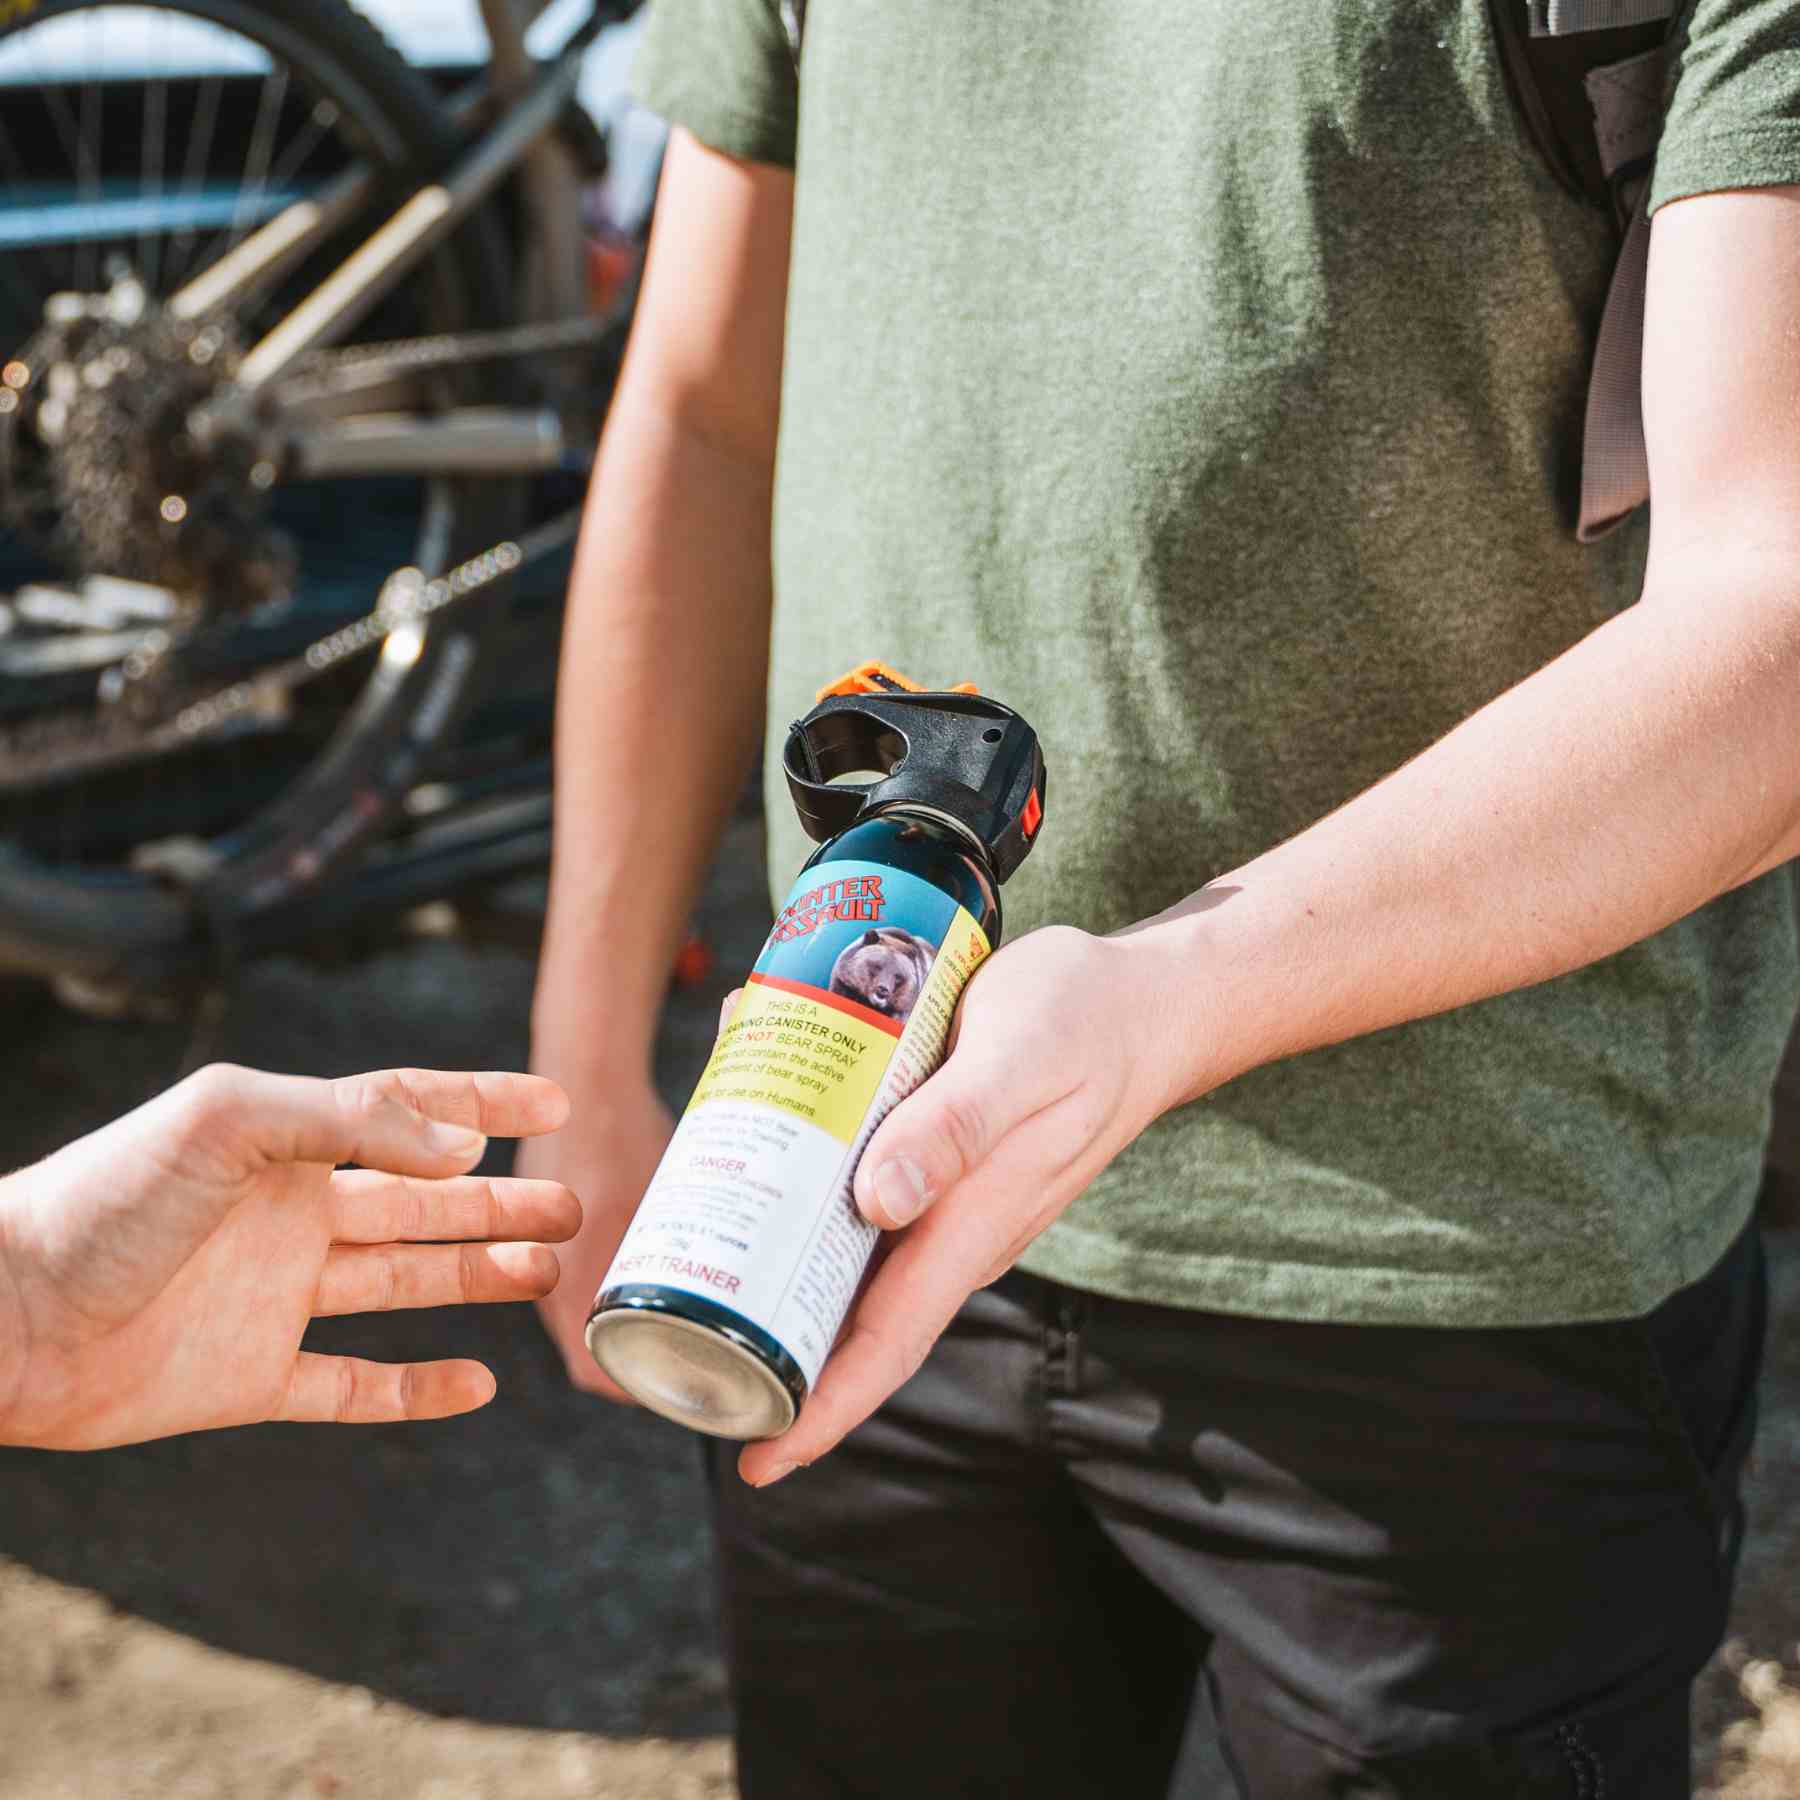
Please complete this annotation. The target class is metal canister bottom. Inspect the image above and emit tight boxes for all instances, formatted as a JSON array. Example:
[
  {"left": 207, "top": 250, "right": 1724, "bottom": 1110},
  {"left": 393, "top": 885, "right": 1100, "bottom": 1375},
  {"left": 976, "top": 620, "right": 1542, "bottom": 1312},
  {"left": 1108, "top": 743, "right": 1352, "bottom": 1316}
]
[{"left": 586, "top": 1286, "right": 807, "bottom": 1441}]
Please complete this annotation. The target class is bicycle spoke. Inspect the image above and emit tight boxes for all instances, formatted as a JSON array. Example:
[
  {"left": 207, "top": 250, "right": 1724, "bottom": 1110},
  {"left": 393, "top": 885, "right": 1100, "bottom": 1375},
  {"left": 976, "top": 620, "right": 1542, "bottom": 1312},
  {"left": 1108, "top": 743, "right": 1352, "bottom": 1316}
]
[
  {"left": 167, "top": 72, "right": 222, "bottom": 286},
  {"left": 140, "top": 60, "right": 168, "bottom": 294},
  {"left": 77, "top": 8, "right": 100, "bottom": 292},
  {"left": 264, "top": 98, "right": 337, "bottom": 200},
  {"left": 34, "top": 69, "right": 92, "bottom": 296},
  {"left": 226, "top": 64, "right": 289, "bottom": 253}
]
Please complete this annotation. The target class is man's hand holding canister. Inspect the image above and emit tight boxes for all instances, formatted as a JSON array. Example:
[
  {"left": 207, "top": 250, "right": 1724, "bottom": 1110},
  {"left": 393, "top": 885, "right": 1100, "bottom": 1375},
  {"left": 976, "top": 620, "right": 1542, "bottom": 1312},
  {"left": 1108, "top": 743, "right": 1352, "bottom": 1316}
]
[{"left": 738, "top": 922, "right": 1198, "bottom": 1488}]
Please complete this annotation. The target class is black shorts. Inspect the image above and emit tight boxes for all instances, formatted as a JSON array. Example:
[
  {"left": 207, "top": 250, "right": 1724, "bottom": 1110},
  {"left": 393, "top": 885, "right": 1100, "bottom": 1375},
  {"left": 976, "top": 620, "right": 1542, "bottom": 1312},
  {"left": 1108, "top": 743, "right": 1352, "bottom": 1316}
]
[{"left": 704, "top": 1224, "right": 1765, "bottom": 1799}]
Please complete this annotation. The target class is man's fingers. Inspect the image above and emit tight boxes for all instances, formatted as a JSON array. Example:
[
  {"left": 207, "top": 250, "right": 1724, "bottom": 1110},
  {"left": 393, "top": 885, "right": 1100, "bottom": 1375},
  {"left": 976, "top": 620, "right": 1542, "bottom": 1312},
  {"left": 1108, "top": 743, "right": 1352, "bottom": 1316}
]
[
  {"left": 851, "top": 1048, "right": 1068, "bottom": 1230},
  {"left": 734, "top": 1227, "right": 962, "bottom": 1485},
  {"left": 178, "top": 1066, "right": 571, "bottom": 1178},
  {"left": 274, "top": 1353, "right": 498, "bottom": 1423},
  {"left": 313, "top": 1241, "right": 561, "bottom": 1316},
  {"left": 735, "top": 1187, "right": 1016, "bottom": 1484},
  {"left": 739, "top": 1091, "right": 1107, "bottom": 1486},
  {"left": 719, "top": 988, "right": 744, "bottom": 1039},
  {"left": 328, "top": 1171, "right": 581, "bottom": 1245}
]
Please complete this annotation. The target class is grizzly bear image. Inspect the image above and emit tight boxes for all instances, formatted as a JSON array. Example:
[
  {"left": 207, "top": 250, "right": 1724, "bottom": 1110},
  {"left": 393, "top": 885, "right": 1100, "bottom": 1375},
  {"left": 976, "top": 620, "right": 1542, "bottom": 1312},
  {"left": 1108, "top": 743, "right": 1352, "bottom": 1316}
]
[{"left": 827, "top": 926, "right": 934, "bottom": 1023}]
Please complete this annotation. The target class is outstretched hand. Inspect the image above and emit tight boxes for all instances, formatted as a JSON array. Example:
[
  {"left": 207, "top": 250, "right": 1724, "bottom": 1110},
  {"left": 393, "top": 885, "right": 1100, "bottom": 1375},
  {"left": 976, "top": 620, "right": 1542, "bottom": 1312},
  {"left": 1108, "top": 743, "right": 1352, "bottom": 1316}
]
[
  {"left": 0, "top": 1065, "right": 579, "bottom": 1449},
  {"left": 735, "top": 924, "right": 1198, "bottom": 1487}
]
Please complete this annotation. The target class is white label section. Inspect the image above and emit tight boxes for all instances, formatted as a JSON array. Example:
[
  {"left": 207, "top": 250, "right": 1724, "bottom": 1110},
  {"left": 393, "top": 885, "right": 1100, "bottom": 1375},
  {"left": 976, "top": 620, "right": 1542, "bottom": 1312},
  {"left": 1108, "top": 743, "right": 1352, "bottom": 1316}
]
[{"left": 602, "top": 1102, "right": 862, "bottom": 1383}]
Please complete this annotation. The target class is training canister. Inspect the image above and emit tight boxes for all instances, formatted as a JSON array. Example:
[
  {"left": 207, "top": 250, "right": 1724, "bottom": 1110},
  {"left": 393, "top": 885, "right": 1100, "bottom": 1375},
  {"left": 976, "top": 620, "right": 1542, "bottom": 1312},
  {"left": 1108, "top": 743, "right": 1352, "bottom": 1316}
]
[{"left": 586, "top": 664, "right": 1048, "bottom": 1439}]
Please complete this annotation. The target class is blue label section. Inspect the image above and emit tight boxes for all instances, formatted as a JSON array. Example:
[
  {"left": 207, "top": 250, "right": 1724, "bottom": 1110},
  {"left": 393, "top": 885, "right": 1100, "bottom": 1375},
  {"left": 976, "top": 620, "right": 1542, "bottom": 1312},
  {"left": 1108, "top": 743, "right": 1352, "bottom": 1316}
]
[{"left": 755, "top": 859, "right": 960, "bottom": 1031}]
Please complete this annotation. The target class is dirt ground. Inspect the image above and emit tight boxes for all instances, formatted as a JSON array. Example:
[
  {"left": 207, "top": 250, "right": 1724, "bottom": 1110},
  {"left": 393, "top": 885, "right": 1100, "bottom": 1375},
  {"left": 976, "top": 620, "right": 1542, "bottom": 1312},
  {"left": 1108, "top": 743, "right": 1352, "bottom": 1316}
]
[
  {"left": 0, "top": 1558, "right": 732, "bottom": 1800},
  {"left": 2, "top": 816, "right": 1798, "bottom": 1798}
]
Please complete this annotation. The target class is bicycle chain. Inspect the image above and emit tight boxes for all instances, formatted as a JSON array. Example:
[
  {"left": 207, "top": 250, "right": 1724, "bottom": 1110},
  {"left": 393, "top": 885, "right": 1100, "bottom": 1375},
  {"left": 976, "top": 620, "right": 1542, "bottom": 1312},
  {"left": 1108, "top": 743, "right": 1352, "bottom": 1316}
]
[
  {"left": 0, "top": 507, "right": 581, "bottom": 792},
  {"left": 273, "top": 306, "right": 629, "bottom": 403}
]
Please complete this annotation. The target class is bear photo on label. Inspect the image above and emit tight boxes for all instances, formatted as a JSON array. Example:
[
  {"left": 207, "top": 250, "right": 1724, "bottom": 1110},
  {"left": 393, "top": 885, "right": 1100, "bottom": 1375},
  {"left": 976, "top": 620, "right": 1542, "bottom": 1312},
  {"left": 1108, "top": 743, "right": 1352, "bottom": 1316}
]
[{"left": 828, "top": 926, "right": 934, "bottom": 1024}]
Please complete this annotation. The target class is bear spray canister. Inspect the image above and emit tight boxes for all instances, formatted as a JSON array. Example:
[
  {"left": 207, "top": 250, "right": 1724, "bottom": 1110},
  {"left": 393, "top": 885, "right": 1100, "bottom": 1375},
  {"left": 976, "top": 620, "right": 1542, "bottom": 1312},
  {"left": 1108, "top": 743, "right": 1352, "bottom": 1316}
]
[{"left": 586, "top": 667, "right": 1048, "bottom": 1439}]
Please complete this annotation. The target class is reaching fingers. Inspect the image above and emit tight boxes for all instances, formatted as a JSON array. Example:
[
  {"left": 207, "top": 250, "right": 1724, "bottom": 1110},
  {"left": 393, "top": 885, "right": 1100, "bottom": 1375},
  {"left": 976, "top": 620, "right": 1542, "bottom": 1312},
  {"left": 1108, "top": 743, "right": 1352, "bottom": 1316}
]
[
  {"left": 313, "top": 1241, "right": 561, "bottom": 1317},
  {"left": 737, "top": 1090, "right": 1101, "bottom": 1487},
  {"left": 324, "top": 1068, "right": 572, "bottom": 1158},
  {"left": 179, "top": 1065, "right": 570, "bottom": 1179},
  {"left": 274, "top": 1353, "right": 499, "bottom": 1423},
  {"left": 328, "top": 1171, "right": 581, "bottom": 1246}
]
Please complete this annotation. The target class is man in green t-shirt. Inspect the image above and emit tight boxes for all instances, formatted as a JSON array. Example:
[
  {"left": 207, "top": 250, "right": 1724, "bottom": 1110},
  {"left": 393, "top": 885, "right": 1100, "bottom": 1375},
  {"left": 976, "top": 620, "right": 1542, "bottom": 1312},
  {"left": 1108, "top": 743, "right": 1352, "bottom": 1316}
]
[{"left": 522, "top": 1, "right": 1800, "bottom": 1791}]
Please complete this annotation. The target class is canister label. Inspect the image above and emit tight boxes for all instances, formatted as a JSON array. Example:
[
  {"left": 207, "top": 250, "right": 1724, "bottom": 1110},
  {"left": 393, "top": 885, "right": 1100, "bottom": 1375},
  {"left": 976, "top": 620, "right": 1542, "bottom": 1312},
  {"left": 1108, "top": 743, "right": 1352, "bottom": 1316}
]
[{"left": 598, "top": 859, "right": 990, "bottom": 1385}]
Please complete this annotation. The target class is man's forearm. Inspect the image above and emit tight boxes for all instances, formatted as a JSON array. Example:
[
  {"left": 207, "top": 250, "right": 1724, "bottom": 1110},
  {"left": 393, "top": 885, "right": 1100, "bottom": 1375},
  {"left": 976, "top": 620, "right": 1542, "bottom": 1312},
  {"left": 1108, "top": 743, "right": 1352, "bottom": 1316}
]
[
  {"left": 530, "top": 397, "right": 773, "bottom": 1087},
  {"left": 1149, "top": 561, "right": 1800, "bottom": 1097}
]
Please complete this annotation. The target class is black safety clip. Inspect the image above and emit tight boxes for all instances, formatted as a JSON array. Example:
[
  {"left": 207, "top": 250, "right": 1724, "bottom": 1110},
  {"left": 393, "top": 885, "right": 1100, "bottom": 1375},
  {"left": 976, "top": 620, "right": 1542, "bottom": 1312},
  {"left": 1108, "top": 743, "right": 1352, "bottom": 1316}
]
[{"left": 783, "top": 689, "right": 1047, "bottom": 883}]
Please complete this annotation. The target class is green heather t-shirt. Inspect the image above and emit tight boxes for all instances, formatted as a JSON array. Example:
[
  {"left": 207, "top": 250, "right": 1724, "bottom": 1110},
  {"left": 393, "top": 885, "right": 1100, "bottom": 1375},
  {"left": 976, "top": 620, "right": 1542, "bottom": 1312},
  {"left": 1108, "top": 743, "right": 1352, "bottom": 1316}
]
[{"left": 634, "top": 0, "right": 1800, "bottom": 1326}]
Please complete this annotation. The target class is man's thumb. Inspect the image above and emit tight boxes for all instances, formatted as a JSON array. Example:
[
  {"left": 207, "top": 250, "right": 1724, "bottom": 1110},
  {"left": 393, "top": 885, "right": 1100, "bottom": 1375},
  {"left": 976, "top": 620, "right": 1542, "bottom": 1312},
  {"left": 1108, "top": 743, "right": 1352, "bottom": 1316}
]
[{"left": 852, "top": 1063, "right": 1000, "bottom": 1230}]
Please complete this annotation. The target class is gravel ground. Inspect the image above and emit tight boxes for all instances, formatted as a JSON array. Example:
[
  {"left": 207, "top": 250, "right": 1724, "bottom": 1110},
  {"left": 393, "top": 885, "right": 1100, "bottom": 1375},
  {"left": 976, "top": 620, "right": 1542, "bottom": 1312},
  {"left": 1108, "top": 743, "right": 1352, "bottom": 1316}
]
[{"left": 1, "top": 816, "right": 1796, "bottom": 1797}]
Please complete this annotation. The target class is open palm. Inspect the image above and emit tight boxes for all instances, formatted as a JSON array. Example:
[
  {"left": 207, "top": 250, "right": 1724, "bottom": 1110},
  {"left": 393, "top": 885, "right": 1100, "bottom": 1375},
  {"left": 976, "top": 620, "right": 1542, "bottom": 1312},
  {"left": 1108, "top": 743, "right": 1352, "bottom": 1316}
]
[{"left": 0, "top": 1065, "right": 579, "bottom": 1450}]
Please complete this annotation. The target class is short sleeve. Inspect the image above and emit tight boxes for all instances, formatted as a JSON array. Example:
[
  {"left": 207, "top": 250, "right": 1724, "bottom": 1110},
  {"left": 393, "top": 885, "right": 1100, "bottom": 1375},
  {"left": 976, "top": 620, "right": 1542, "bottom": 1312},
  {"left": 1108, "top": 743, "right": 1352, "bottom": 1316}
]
[
  {"left": 630, "top": 0, "right": 799, "bottom": 168},
  {"left": 1651, "top": 0, "right": 1800, "bottom": 210}
]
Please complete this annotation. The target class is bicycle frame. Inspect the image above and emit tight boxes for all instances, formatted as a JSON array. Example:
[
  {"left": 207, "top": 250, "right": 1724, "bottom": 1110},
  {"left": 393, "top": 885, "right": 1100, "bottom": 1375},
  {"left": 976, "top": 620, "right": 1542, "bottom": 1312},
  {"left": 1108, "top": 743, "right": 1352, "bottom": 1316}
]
[
  {"left": 175, "top": 0, "right": 614, "bottom": 478},
  {"left": 0, "top": 0, "right": 647, "bottom": 991}
]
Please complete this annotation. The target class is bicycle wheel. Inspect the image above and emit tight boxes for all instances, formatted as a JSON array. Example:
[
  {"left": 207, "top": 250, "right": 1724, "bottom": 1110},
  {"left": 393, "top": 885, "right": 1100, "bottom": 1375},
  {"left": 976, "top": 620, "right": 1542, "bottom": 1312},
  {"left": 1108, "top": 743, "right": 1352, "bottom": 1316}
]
[{"left": 0, "top": 0, "right": 518, "bottom": 982}]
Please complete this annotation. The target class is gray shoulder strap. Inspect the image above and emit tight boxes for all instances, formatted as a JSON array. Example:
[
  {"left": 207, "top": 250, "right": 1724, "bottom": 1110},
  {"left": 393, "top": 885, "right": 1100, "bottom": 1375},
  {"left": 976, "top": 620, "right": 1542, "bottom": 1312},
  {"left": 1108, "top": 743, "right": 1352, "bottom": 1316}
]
[
  {"left": 1576, "top": 44, "right": 1668, "bottom": 539},
  {"left": 1577, "top": 191, "right": 1653, "bottom": 541},
  {"left": 1525, "top": 0, "right": 1677, "bottom": 540},
  {"left": 1529, "top": 0, "right": 1672, "bottom": 32},
  {"left": 781, "top": 0, "right": 806, "bottom": 66}
]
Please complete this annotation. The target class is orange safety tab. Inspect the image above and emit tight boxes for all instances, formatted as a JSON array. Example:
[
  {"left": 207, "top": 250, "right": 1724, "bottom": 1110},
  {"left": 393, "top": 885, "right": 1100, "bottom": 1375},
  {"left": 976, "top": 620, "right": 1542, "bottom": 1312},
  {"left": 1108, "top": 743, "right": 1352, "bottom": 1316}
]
[
  {"left": 1021, "top": 788, "right": 1043, "bottom": 838},
  {"left": 814, "top": 661, "right": 981, "bottom": 703}
]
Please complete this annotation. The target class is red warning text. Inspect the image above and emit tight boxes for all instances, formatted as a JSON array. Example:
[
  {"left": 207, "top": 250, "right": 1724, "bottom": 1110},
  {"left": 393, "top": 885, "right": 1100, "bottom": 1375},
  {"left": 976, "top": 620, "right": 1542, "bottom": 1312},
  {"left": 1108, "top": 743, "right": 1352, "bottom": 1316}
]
[{"left": 768, "top": 873, "right": 886, "bottom": 943}]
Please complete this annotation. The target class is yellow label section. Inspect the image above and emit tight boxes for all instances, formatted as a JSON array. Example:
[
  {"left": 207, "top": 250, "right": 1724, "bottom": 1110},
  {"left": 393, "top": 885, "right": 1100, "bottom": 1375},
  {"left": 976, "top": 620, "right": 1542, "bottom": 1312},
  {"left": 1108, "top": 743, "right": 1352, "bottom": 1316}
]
[
  {"left": 693, "top": 983, "right": 897, "bottom": 1144},
  {"left": 896, "top": 907, "right": 990, "bottom": 1074},
  {"left": 695, "top": 904, "right": 991, "bottom": 1145}
]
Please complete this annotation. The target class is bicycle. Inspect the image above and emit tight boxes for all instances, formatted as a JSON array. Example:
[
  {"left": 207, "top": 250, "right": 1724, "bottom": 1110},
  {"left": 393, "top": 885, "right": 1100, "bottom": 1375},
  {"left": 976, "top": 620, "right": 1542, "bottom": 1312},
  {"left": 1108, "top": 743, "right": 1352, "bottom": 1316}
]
[{"left": 0, "top": 0, "right": 650, "bottom": 1005}]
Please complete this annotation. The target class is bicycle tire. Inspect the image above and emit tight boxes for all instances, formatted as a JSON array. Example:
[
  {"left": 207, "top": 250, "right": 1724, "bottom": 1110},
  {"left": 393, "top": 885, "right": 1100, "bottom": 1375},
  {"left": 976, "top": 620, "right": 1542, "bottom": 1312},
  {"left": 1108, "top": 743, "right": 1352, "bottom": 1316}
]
[{"left": 0, "top": 0, "right": 520, "bottom": 982}]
